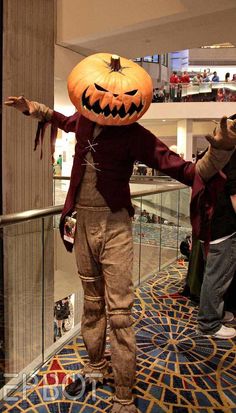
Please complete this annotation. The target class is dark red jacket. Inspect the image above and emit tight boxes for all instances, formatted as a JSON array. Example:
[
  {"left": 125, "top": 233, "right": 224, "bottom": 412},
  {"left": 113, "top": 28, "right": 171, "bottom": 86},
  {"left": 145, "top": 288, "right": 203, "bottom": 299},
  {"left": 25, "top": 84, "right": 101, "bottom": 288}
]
[{"left": 46, "top": 111, "right": 225, "bottom": 251}]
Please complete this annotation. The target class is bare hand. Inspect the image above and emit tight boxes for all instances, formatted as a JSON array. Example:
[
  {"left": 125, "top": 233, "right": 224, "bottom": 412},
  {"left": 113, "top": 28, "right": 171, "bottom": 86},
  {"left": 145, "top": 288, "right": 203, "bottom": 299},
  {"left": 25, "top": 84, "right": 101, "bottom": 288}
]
[
  {"left": 205, "top": 116, "right": 236, "bottom": 150},
  {"left": 4, "top": 96, "right": 31, "bottom": 113}
]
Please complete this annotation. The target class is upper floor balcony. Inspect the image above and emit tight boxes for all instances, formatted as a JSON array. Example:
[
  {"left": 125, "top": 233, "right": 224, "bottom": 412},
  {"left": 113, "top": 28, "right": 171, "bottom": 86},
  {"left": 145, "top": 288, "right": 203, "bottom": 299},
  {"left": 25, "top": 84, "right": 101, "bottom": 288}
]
[
  {"left": 143, "top": 82, "right": 236, "bottom": 123},
  {"left": 153, "top": 81, "right": 236, "bottom": 104}
]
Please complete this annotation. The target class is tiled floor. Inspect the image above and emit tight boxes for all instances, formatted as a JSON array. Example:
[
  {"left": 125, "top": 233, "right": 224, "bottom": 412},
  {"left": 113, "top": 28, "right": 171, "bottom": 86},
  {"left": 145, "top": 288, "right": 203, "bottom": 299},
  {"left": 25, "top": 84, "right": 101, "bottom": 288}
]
[{"left": 1, "top": 262, "right": 236, "bottom": 413}]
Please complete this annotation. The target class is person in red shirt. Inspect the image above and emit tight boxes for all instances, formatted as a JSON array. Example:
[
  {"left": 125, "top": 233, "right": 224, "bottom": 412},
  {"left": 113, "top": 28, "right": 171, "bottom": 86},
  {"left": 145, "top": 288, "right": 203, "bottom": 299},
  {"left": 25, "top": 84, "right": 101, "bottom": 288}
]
[
  {"left": 169, "top": 71, "right": 180, "bottom": 101},
  {"left": 180, "top": 71, "right": 190, "bottom": 83},
  {"left": 169, "top": 70, "right": 180, "bottom": 83}
]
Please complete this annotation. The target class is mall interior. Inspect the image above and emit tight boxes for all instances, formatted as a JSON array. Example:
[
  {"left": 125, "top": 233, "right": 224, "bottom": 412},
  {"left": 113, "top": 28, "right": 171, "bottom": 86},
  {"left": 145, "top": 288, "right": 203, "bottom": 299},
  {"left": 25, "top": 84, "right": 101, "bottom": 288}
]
[{"left": 1, "top": 1, "right": 236, "bottom": 412}]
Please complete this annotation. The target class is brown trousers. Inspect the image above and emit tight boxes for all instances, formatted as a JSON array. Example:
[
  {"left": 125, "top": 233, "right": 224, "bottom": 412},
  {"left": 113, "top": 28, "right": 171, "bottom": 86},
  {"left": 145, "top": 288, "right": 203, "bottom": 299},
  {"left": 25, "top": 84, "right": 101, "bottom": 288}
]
[{"left": 74, "top": 206, "right": 136, "bottom": 402}]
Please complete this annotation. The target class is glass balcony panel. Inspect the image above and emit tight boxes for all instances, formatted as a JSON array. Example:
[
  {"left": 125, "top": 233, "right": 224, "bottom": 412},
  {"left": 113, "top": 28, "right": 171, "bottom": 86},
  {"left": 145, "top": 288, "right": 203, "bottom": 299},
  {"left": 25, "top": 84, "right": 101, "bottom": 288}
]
[
  {"left": 133, "top": 193, "right": 162, "bottom": 283},
  {"left": 53, "top": 178, "right": 69, "bottom": 206},
  {"left": 178, "top": 187, "right": 191, "bottom": 236},
  {"left": 53, "top": 218, "right": 83, "bottom": 349},
  {"left": 186, "top": 84, "right": 200, "bottom": 96},
  {"left": 1, "top": 219, "right": 44, "bottom": 391},
  {"left": 199, "top": 83, "right": 212, "bottom": 94},
  {"left": 152, "top": 81, "right": 236, "bottom": 103},
  {"left": 159, "top": 190, "right": 179, "bottom": 268},
  {"left": 131, "top": 196, "right": 142, "bottom": 286}
]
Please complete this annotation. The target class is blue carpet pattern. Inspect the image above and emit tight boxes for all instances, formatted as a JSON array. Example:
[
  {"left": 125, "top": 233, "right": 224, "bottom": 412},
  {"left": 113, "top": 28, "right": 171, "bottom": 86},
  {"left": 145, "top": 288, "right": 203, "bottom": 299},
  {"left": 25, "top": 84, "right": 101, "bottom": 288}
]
[{"left": 1, "top": 262, "right": 236, "bottom": 413}]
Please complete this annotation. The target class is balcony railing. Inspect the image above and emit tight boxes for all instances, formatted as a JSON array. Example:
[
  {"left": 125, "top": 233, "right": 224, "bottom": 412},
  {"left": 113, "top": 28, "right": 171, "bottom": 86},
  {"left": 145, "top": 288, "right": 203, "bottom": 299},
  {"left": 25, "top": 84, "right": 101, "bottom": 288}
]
[
  {"left": 153, "top": 81, "right": 236, "bottom": 103},
  {"left": 0, "top": 183, "right": 191, "bottom": 399}
]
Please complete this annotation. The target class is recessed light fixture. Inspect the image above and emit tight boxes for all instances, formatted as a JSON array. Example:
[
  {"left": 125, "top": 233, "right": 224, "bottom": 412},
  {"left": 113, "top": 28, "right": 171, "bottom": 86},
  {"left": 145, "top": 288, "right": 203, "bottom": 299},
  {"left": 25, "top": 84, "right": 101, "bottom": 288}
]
[{"left": 162, "top": 119, "right": 166, "bottom": 122}]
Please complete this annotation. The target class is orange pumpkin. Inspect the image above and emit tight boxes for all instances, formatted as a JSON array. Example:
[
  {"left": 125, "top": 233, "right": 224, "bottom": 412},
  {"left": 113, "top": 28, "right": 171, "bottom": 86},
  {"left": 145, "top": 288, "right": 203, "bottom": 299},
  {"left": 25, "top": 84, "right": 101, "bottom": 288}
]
[{"left": 67, "top": 53, "right": 153, "bottom": 126}]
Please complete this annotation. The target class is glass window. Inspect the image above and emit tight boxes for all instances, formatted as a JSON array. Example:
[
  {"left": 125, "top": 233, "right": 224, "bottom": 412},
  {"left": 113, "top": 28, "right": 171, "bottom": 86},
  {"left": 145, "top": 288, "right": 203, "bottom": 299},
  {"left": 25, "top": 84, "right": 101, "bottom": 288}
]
[
  {"left": 143, "top": 55, "right": 153, "bottom": 62},
  {"left": 152, "top": 54, "right": 159, "bottom": 63}
]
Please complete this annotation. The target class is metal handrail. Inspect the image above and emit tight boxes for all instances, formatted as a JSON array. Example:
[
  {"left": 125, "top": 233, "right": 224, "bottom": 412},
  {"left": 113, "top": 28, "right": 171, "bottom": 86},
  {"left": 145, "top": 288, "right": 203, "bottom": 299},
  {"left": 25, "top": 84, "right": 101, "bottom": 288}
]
[
  {"left": 53, "top": 176, "right": 70, "bottom": 180},
  {"left": 0, "top": 205, "right": 63, "bottom": 227},
  {"left": 0, "top": 183, "right": 187, "bottom": 227},
  {"left": 168, "top": 81, "right": 236, "bottom": 88},
  {"left": 53, "top": 174, "right": 174, "bottom": 181},
  {"left": 130, "top": 182, "right": 186, "bottom": 198}
]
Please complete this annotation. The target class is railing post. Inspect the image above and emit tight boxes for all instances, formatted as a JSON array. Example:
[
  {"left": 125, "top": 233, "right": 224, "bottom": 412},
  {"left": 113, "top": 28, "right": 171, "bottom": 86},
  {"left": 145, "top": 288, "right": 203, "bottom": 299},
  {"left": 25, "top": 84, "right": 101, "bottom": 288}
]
[
  {"left": 138, "top": 196, "right": 143, "bottom": 286},
  {"left": 176, "top": 190, "right": 180, "bottom": 260},
  {"left": 158, "top": 193, "right": 163, "bottom": 271},
  {"left": 41, "top": 218, "right": 45, "bottom": 363}
]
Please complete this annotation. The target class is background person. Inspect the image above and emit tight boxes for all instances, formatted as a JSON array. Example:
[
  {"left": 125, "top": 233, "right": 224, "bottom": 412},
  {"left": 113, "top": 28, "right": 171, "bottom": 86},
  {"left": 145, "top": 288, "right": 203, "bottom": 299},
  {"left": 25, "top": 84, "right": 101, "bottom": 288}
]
[
  {"left": 211, "top": 71, "right": 220, "bottom": 82},
  {"left": 169, "top": 71, "right": 180, "bottom": 101},
  {"left": 197, "top": 146, "right": 236, "bottom": 339},
  {"left": 180, "top": 71, "right": 190, "bottom": 83},
  {"left": 180, "top": 235, "right": 192, "bottom": 261},
  {"left": 202, "top": 69, "right": 210, "bottom": 82},
  {"left": 57, "top": 154, "right": 62, "bottom": 170},
  {"left": 54, "top": 297, "right": 70, "bottom": 338},
  {"left": 192, "top": 73, "right": 202, "bottom": 84}
]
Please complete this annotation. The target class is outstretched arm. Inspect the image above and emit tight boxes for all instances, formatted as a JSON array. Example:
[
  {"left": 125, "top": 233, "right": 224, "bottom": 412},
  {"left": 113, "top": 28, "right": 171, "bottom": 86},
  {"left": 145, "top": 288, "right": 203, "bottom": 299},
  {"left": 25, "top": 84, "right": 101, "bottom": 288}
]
[
  {"left": 4, "top": 96, "right": 79, "bottom": 133},
  {"left": 4, "top": 96, "right": 53, "bottom": 120},
  {"left": 129, "top": 117, "right": 236, "bottom": 185}
]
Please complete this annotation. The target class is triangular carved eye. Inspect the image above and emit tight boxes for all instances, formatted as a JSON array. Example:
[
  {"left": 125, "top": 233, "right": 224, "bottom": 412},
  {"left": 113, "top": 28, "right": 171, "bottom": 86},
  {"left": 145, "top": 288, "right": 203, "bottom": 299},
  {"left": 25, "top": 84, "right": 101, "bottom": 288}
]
[
  {"left": 125, "top": 89, "right": 138, "bottom": 96},
  {"left": 94, "top": 83, "right": 108, "bottom": 92}
]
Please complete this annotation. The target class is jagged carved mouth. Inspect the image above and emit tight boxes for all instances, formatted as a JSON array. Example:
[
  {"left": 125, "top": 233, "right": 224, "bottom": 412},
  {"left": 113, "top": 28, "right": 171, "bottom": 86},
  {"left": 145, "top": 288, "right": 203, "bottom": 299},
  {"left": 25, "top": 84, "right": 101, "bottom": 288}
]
[{"left": 82, "top": 87, "right": 144, "bottom": 119}]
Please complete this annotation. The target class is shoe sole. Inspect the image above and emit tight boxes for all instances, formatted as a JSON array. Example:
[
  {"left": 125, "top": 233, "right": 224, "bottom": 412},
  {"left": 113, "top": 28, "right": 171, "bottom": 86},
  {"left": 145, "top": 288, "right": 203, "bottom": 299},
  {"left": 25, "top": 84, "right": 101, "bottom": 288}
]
[
  {"left": 196, "top": 330, "right": 236, "bottom": 339},
  {"left": 212, "top": 334, "right": 236, "bottom": 339},
  {"left": 223, "top": 316, "right": 235, "bottom": 322}
]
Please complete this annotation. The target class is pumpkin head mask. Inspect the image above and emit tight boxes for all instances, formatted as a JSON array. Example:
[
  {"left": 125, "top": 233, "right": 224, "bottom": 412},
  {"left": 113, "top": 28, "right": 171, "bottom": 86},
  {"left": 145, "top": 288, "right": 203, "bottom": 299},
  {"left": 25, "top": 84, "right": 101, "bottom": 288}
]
[{"left": 67, "top": 53, "right": 153, "bottom": 126}]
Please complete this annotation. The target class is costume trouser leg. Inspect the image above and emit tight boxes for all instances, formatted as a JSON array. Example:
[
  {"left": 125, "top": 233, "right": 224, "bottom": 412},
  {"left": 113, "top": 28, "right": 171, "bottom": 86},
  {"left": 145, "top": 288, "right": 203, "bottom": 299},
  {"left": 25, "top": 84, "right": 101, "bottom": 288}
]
[
  {"left": 101, "top": 210, "right": 136, "bottom": 404},
  {"left": 74, "top": 208, "right": 107, "bottom": 373},
  {"left": 74, "top": 208, "right": 136, "bottom": 403},
  {"left": 198, "top": 233, "right": 236, "bottom": 334}
]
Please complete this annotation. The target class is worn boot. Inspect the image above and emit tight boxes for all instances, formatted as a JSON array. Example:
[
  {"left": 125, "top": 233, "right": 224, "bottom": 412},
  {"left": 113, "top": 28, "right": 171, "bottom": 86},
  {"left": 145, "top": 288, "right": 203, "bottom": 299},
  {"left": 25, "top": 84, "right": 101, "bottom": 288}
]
[{"left": 64, "top": 359, "right": 109, "bottom": 398}]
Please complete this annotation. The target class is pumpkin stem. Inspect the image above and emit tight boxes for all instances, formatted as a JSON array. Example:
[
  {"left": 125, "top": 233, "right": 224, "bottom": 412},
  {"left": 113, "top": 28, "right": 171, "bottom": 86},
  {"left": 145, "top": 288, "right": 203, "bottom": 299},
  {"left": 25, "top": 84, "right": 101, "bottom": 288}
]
[{"left": 110, "top": 55, "right": 121, "bottom": 71}]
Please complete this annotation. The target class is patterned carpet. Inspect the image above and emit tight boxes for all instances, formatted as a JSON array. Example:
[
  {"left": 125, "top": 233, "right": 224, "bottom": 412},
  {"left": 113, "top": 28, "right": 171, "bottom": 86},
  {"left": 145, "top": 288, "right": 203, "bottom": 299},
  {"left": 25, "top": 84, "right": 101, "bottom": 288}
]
[{"left": 1, "top": 262, "right": 236, "bottom": 413}]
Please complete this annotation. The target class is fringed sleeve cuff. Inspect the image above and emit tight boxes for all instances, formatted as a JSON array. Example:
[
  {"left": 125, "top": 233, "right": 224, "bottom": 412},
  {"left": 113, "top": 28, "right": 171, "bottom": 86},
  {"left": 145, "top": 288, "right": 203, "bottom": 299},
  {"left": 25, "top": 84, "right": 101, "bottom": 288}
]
[{"left": 34, "top": 120, "right": 58, "bottom": 162}]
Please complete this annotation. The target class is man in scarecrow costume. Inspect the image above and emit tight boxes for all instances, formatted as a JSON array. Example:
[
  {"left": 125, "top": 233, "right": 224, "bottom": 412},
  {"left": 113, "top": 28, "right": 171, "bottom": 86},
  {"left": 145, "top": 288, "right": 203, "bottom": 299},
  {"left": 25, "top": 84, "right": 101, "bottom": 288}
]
[{"left": 5, "top": 53, "right": 236, "bottom": 413}]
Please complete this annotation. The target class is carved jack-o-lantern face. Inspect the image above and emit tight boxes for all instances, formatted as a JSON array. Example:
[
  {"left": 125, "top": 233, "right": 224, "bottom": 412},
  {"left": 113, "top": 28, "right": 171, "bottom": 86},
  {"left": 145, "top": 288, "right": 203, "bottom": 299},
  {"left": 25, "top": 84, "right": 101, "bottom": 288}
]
[{"left": 67, "top": 53, "right": 153, "bottom": 126}]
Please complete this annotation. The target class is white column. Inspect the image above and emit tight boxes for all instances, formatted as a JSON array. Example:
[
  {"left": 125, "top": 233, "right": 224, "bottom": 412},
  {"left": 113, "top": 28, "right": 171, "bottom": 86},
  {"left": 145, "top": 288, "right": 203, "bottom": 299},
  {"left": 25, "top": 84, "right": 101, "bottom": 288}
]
[{"left": 177, "top": 119, "right": 193, "bottom": 161}]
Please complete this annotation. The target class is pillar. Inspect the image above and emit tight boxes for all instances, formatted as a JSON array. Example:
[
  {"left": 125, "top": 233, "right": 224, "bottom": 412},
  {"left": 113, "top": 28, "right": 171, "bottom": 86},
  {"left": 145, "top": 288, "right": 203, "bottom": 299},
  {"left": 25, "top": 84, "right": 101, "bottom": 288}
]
[
  {"left": 177, "top": 119, "right": 193, "bottom": 161},
  {"left": 1, "top": 0, "right": 55, "bottom": 386}
]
